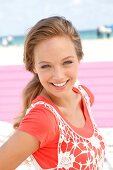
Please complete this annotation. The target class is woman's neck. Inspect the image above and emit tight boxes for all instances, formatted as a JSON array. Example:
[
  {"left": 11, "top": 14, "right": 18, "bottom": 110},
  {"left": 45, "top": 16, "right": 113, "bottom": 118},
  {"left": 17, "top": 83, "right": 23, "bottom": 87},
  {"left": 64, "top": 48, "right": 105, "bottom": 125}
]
[{"left": 41, "top": 89, "right": 78, "bottom": 108}]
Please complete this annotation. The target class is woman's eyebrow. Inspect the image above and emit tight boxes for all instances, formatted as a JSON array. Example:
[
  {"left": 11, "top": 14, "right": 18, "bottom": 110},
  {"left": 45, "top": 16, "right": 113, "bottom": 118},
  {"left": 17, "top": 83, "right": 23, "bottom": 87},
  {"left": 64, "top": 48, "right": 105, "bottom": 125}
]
[
  {"left": 38, "top": 61, "right": 51, "bottom": 64},
  {"left": 62, "top": 56, "right": 74, "bottom": 61}
]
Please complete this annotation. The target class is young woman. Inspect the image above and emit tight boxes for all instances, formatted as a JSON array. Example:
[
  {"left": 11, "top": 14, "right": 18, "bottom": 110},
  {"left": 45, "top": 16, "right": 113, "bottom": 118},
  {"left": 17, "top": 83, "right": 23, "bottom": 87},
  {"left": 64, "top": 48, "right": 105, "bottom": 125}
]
[{"left": 0, "top": 16, "right": 105, "bottom": 170}]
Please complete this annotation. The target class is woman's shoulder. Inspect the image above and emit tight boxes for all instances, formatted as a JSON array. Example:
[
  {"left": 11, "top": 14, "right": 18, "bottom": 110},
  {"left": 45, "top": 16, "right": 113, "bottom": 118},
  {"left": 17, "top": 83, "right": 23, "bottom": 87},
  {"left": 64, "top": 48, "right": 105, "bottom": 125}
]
[
  {"left": 73, "top": 82, "right": 94, "bottom": 105},
  {"left": 80, "top": 85, "right": 94, "bottom": 105},
  {"left": 25, "top": 96, "right": 57, "bottom": 124},
  {"left": 18, "top": 97, "right": 59, "bottom": 146}
]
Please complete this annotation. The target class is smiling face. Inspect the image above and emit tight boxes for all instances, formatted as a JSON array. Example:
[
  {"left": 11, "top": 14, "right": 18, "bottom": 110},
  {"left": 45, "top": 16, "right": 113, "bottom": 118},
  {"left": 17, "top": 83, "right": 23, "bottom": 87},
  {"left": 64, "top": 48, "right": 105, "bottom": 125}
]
[{"left": 33, "top": 36, "right": 79, "bottom": 99}]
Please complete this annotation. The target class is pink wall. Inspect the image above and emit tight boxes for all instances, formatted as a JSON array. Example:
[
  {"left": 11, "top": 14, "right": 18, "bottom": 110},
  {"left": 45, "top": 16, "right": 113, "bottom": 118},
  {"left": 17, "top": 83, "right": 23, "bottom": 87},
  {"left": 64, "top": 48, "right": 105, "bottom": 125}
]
[
  {"left": 78, "top": 62, "right": 113, "bottom": 127},
  {"left": 0, "top": 62, "right": 113, "bottom": 127}
]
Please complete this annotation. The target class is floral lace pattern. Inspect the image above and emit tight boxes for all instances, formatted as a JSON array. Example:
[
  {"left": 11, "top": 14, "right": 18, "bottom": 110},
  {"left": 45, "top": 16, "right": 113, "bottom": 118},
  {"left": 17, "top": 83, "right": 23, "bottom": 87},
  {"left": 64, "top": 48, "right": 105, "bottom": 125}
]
[{"left": 26, "top": 85, "right": 105, "bottom": 170}]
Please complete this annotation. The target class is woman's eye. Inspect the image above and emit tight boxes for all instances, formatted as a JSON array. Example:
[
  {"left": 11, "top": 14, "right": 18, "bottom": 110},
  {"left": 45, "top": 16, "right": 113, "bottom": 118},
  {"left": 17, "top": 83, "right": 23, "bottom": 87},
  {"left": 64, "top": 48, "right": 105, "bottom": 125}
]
[
  {"left": 63, "top": 60, "right": 73, "bottom": 65},
  {"left": 41, "top": 65, "right": 51, "bottom": 69}
]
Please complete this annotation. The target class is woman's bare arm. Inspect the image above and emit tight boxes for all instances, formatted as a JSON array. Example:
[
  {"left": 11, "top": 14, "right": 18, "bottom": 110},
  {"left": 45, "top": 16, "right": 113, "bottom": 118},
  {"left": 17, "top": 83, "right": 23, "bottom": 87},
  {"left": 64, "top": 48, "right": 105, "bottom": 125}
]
[{"left": 0, "top": 130, "right": 39, "bottom": 170}]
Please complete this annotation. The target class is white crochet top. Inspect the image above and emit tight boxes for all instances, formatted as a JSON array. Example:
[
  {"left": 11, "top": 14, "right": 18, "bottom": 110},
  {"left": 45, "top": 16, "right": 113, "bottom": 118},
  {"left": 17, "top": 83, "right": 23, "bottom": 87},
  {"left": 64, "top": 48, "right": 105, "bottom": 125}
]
[{"left": 24, "top": 84, "right": 105, "bottom": 170}]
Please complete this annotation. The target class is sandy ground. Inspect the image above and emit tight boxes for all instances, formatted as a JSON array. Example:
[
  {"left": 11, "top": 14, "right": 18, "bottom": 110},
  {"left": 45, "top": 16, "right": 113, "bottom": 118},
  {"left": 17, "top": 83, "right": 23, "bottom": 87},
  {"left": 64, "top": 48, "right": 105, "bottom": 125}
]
[
  {"left": 82, "top": 38, "right": 113, "bottom": 62},
  {"left": 0, "top": 37, "right": 113, "bottom": 66}
]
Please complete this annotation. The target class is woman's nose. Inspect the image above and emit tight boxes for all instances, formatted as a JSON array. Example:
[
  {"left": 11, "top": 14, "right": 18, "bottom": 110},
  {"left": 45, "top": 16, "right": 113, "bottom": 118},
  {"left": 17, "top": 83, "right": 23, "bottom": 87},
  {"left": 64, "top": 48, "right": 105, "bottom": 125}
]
[{"left": 52, "top": 67, "right": 64, "bottom": 81}]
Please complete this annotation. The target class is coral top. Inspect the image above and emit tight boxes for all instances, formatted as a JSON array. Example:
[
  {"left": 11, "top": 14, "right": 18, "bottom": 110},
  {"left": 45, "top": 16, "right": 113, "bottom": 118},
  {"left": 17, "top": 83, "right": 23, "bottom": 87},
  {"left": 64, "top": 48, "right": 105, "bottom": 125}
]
[{"left": 18, "top": 85, "right": 105, "bottom": 169}]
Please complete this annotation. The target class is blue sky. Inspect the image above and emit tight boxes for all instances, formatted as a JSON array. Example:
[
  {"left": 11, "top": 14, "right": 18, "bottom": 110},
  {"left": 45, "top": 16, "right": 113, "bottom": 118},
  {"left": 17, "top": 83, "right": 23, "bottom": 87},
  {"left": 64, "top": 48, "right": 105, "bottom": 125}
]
[{"left": 0, "top": 0, "right": 113, "bottom": 36}]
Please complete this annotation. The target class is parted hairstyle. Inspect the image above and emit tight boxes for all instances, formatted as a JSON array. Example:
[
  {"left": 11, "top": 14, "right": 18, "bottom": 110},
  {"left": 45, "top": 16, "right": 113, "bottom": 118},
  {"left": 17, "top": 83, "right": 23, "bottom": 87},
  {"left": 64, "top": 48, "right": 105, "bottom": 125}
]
[{"left": 14, "top": 16, "right": 84, "bottom": 128}]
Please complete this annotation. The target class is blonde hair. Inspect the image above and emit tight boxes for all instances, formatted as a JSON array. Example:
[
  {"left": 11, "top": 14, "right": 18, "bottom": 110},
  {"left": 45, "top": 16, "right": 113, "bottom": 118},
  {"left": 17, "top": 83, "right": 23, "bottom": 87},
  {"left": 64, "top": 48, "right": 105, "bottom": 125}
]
[{"left": 14, "top": 16, "right": 83, "bottom": 128}]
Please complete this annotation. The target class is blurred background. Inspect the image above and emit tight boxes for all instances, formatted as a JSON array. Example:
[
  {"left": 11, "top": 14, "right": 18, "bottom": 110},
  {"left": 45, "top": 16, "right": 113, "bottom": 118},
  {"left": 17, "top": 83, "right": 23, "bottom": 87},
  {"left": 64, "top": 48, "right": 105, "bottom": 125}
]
[{"left": 0, "top": 0, "right": 113, "bottom": 169}]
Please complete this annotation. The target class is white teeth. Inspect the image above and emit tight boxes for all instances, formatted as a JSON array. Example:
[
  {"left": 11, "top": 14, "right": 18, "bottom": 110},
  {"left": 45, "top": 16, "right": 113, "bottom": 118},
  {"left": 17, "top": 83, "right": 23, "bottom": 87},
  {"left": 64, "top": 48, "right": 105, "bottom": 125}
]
[{"left": 53, "top": 81, "right": 67, "bottom": 87}]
